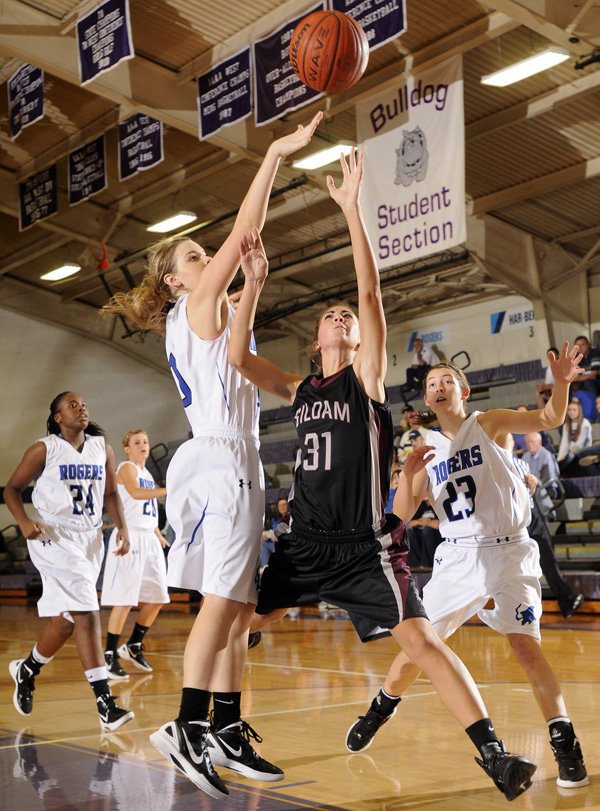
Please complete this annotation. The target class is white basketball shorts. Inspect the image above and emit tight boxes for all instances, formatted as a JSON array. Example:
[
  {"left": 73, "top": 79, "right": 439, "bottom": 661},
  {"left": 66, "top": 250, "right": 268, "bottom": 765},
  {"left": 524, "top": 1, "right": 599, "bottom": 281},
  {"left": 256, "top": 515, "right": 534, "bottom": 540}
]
[
  {"left": 423, "top": 535, "right": 543, "bottom": 641},
  {"left": 27, "top": 522, "right": 104, "bottom": 617},
  {"left": 101, "top": 528, "right": 170, "bottom": 606},
  {"left": 165, "top": 433, "right": 264, "bottom": 604}
]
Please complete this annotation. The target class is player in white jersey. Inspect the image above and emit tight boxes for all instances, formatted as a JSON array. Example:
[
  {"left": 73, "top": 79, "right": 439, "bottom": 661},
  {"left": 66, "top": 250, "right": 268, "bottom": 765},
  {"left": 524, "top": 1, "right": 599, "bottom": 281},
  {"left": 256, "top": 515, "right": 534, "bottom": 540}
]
[
  {"left": 4, "top": 391, "right": 134, "bottom": 732},
  {"left": 229, "top": 152, "right": 539, "bottom": 802},
  {"left": 101, "top": 111, "right": 322, "bottom": 800},
  {"left": 347, "top": 353, "right": 589, "bottom": 791},
  {"left": 101, "top": 429, "right": 169, "bottom": 679}
]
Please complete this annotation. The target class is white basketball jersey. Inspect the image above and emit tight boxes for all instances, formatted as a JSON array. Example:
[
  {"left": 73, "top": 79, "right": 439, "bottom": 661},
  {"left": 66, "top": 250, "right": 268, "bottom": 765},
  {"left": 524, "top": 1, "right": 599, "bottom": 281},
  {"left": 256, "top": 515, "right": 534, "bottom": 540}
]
[
  {"left": 116, "top": 461, "right": 158, "bottom": 531},
  {"left": 165, "top": 296, "right": 260, "bottom": 438},
  {"left": 32, "top": 434, "right": 106, "bottom": 530},
  {"left": 425, "top": 412, "right": 531, "bottom": 539}
]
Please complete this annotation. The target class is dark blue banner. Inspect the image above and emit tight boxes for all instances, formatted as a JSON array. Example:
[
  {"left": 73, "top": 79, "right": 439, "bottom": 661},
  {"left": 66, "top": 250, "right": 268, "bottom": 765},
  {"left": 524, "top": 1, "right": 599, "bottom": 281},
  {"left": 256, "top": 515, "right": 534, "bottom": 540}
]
[
  {"left": 118, "top": 114, "right": 163, "bottom": 180},
  {"left": 253, "top": 3, "right": 324, "bottom": 127},
  {"left": 198, "top": 48, "right": 252, "bottom": 140},
  {"left": 8, "top": 64, "right": 44, "bottom": 139},
  {"left": 19, "top": 165, "right": 57, "bottom": 231},
  {"left": 330, "top": 0, "right": 406, "bottom": 51},
  {"left": 68, "top": 135, "right": 107, "bottom": 205},
  {"left": 76, "top": 0, "right": 134, "bottom": 86}
]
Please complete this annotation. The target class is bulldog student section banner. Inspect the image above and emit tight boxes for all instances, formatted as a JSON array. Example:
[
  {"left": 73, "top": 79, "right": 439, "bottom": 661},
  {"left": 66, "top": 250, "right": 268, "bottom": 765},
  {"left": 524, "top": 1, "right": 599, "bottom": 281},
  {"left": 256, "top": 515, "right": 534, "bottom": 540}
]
[{"left": 356, "top": 55, "right": 465, "bottom": 267}]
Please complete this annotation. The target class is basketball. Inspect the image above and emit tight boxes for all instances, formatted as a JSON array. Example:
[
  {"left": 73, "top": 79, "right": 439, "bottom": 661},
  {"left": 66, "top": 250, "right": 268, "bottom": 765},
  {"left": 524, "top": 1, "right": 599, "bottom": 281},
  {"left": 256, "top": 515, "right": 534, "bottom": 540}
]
[{"left": 289, "top": 10, "right": 369, "bottom": 94}]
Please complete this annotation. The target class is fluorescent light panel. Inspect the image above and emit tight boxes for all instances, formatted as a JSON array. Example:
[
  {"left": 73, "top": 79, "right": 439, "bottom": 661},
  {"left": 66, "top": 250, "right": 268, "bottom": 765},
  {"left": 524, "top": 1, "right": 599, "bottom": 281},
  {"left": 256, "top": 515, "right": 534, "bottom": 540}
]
[
  {"left": 41, "top": 263, "right": 81, "bottom": 281},
  {"left": 147, "top": 211, "right": 197, "bottom": 233},
  {"left": 481, "top": 46, "right": 569, "bottom": 87},
  {"left": 292, "top": 144, "right": 355, "bottom": 171}
]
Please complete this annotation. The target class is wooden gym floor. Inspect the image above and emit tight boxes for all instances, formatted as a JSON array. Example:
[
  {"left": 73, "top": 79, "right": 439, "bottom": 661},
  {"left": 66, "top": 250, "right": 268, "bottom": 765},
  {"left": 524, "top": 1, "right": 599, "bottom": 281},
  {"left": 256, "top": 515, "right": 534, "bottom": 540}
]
[{"left": 0, "top": 604, "right": 598, "bottom": 810}]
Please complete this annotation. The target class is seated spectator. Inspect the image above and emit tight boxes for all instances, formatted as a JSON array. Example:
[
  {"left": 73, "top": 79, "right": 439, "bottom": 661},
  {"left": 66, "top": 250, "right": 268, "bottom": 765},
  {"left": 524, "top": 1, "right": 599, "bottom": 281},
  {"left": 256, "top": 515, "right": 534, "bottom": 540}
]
[
  {"left": 385, "top": 467, "right": 401, "bottom": 512},
  {"left": 557, "top": 399, "right": 593, "bottom": 475},
  {"left": 260, "top": 497, "right": 290, "bottom": 568},
  {"left": 571, "top": 384, "right": 598, "bottom": 422},
  {"left": 522, "top": 432, "right": 560, "bottom": 513},
  {"left": 513, "top": 405, "right": 555, "bottom": 456},
  {"left": 393, "top": 405, "right": 413, "bottom": 451},
  {"left": 596, "top": 395, "right": 600, "bottom": 422},
  {"left": 535, "top": 346, "right": 558, "bottom": 408},
  {"left": 401, "top": 338, "right": 440, "bottom": 399},
  {"left": 396, "top": 415, "right": 428, "bottom": 463},
  {"left": 406, "top": 499, "right": 442, "bottom": 569},
  {"left": 573, "top": 335, "right": 600, "bottom": 395}
]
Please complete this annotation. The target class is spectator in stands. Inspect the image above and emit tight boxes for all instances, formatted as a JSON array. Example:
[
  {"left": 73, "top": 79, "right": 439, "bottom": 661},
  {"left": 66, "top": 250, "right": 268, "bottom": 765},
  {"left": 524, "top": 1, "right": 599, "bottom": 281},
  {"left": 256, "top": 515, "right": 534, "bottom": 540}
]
[
  {"left": 557, "top": 400, "right": 593, "bottom": 475},
  {"left": 385, "top": 467, "right": 401, "bottom": 512},
  {"left": 511, "top": 438, "right": 584, "bottom": 619},
  {"left": 572, "top": 335, "right": 600, "bottom": 395},
  {"left": 260, "top": 498, "right": 290, "bottom": 568},
  {"left": 512, "top": 405, "right": 555, "bottom": 456},
  {"left": 522, "top": 433, "right": 560, "bottom": 514},
  {"left": 535, "top": 347, "right": 558, "bottom": 408},
  {"left": 596, "top": 395, "right": 600, "bottom": 422},
  {"left": 401, "top": 338, "right": 440, "bottom": 400},
  {"left": 406, "top": 499, "right": 442, "bottom": 569},
  {"left": 397, "top": 417, "right": 428, "bottom": 463}
]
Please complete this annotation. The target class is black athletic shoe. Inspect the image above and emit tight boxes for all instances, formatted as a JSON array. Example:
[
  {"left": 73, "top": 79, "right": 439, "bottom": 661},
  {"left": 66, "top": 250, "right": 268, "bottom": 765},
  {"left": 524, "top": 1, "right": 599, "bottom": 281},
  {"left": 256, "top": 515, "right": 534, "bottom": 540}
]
[
  {"left": 150, "top": 719, "right": 229, "bottom": 800},
  {"left": 475, "top": 741, "right": 536, "bottom": 801},
  {"left": 105, "top": 651, "right": 130, "bottom": 681},
  {"left": 206, "top": 720, "right": 284, "bottom": 781},
  {"left": 97, "top": 694, "right": 134, "bottom": 732},
  {"left": 551, "top": 738, "right": 589, "bottom": 788},
  {"left": 9, "top": 660, "right": 36, "bottom": 716},
  {"left": 559, "top": 593, "right": 585, "bottom": 619},
  {"left": 346, "top": 703, "right": 396, "bottom": 752},
  {"left": 247, "top": 631, "right": 262, "bottom": 649},
  {"left": 118, "top": 642, "right": 153, "bottom": 672}
]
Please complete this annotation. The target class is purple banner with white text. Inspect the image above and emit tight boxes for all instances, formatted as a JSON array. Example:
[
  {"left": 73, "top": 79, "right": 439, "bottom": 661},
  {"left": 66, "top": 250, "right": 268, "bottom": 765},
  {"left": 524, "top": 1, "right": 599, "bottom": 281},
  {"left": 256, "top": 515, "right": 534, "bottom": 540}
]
[
  {"left": 8, "top": 64, "right": 44, "bottom": 139},
  {"left": 19, "top": 165, "right": 58, "bottom": 231},
  {"left": 77, "top": 0, "right": 134, "bottom": 85},
  {"left": 330, "top": 0, "right": 406, "bottom": 51},
  {"left": 69, "top": 135, "right": 107, "bottom": 205},
  {"left": 198, "top": 48, "right": 252, "bottom": 139},
  {"left": 119, "top": 114, "right": 163, "bottom": 180}
]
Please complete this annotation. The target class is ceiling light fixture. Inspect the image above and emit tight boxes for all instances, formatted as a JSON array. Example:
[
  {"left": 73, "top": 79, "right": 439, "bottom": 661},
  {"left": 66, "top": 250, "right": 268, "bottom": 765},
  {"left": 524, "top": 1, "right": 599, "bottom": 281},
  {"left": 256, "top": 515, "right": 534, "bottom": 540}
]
[
  {"left": 146, "top": 211, "right": 198, "bottom": 233},
  {"left": 40, "top": 263, "right": 81, "bottom": 281},
  {"left": 481, "top": 46, "right": 569, "bottom": 87},
  {"left": 292, "top": 144, "right": 355, "bottom": 171}
]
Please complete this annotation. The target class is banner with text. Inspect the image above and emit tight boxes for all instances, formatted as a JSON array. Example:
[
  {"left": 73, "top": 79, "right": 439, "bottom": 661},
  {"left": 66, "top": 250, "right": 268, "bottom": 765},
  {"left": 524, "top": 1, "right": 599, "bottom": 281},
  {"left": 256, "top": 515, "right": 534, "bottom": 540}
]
[
  {"left": 118, "top": 114, "right": 163, "bottom": 180},
  {"left": 356, "top": 55, "right": 465, "bottom": 268},
  {"left": 8, "top": 64, "right": 44, "bottom": 139},
  {"left": 331, "top": 0, "right": 406, "bottom": 51},
  {"left": 490, "top": 305, "right": 535, "bottom": 334},
  {"left": 68, "top": 135, "right": 107, "bottom": 205},
  {"left": 77, "top": 0, "right": 134, "bottom": 86},
  {"left": 253, "top": 3, "right": 324, "bottom": 127},
  {"left": 19, "top": 165, "right": 58, "bottom": 231},
  {"left": 198, "top": 48, "right": 252, "bottom": 140}
]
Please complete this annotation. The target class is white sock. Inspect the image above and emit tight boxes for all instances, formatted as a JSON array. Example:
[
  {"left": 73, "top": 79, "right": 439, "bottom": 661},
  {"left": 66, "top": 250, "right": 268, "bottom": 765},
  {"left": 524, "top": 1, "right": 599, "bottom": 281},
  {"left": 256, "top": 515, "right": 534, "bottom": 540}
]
[{"left": 32, "top": 644, "right": 53, "bottom": 665}]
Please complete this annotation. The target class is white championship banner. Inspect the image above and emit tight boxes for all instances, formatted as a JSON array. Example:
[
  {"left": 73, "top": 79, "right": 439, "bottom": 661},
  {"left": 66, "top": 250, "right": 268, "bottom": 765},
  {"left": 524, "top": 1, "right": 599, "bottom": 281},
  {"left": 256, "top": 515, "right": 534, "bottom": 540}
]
[{"left": 357, "top": 55, "right": 465, "bottom": 267}]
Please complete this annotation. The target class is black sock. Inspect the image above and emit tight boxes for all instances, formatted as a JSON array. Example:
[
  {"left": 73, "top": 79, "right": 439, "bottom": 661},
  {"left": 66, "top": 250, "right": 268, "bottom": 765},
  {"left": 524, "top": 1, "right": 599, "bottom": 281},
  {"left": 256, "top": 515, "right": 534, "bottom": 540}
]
[
  {"left": 90, "top": 679, "right": 110, "bottom": 699},
  {"left": 178, "top": 688, "right": 211, "bottom": 723},
  {"left": 128, "top": 623, "right": 150, "bottom": 647},
  {"left": 213, "top": 692, "right": 242, "bottom": 730},
  {"left": 466, "top": 718, "right": 500, "bottom": 754},
  {"left": 24, "top": 651, "right": 44, "bottom": 676},
  {"left": 373, "top": 687, "right": 402, "bottom": 716},
  {"left": 105, "top": 632, "right": 120, "bottom": 655},
  {"left": 548, "top": 718, "right": 575, "bottom": 750}
]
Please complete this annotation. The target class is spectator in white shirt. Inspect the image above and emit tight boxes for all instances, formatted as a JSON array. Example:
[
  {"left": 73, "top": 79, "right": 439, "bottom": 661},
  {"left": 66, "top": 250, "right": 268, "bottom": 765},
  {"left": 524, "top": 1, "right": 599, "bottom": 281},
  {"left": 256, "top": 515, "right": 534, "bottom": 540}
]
[{"left": 402, "top": 338, "right": 440, "bottom": 397}]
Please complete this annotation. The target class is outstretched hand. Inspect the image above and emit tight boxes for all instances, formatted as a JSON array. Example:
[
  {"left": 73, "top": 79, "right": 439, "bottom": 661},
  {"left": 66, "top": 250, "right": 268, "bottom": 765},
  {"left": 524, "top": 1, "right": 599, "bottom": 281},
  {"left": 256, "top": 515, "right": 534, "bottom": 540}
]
[
  {"left": 326, "top": 148, "right": 364, "bottom": 211},
  {"left": 271, "top": 111, "right": 323, "bottom": 158},
  {"left": 402, "top": 444, "right": 436, "bottom": 478},
  {"left": 240, "top": 227, "right": 268, "bottom": 283},
  {"left": 548, "top": 342, "right": 584, "bottom": 385}
]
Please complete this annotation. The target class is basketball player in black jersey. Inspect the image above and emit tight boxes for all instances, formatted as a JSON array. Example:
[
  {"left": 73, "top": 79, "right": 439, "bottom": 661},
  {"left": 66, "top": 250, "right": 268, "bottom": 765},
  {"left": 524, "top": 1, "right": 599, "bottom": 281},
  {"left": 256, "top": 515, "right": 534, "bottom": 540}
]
[{"left": 228, "top": 149, "right": 536, "bottom": 801}]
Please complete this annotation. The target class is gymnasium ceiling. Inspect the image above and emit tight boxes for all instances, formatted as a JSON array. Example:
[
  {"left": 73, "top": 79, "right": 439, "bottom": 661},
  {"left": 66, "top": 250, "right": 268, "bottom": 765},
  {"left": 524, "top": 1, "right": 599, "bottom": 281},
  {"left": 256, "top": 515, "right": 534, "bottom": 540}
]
[{"left": 1, "top": 0, "right": 600, "bottom": 371}]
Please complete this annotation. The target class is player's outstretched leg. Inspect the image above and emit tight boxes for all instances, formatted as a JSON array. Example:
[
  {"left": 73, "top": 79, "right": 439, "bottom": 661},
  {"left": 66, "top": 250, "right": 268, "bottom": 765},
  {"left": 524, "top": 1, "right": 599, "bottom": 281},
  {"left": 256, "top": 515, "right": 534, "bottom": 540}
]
[
  {"left": 475, "top": 741, "right": 537, "bottom": 802},
  {"left": 206, "top": 720, "right": 284, "bottom": 781},
  {"left": 346, "top": 688, "right": 401, "bottom": 752},
  {"left": 150, "top": 719, "right": 229, "bottom": 800}
]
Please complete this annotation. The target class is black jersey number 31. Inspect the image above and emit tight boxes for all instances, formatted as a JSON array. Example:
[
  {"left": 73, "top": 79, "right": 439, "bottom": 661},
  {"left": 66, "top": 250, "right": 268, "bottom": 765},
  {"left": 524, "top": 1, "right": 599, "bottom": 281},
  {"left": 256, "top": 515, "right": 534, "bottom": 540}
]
[{"left": 441, "top": 475, "right": 476, "bottom": 522}]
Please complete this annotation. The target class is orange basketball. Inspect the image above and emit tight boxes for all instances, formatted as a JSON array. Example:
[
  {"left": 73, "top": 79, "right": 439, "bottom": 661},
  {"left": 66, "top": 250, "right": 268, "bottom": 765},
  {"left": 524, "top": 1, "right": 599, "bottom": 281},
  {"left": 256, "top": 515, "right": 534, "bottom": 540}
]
[{"left": 289, "top": 10, "right": 369, "bottom": 94}]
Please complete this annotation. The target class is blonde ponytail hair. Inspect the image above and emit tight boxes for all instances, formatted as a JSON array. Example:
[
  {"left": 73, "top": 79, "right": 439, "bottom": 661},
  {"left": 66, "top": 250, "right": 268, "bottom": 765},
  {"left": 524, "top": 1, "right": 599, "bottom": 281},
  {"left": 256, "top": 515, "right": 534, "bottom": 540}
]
[{"left": 101, "top": 236, "right": 189, "bottom": 334}]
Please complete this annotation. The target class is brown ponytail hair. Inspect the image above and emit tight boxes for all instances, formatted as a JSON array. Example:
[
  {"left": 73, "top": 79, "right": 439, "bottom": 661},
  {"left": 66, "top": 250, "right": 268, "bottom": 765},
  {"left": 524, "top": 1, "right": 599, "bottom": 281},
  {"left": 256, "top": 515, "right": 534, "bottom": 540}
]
[
  {"left": 101, "top": 236, "right": 190, "bottom": 334},
  {"left": 307, "top": 300, "right": 357, "bottom": 373}
]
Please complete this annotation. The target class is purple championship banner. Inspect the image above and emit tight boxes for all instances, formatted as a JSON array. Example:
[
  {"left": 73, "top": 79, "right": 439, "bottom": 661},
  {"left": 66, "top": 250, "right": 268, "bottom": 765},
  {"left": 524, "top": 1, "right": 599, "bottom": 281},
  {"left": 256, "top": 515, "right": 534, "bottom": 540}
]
[
  {"left": 118, "top": 114, "right": 164, "bottom": 180},
  {"left": 330, "top": 0, "right": 407, "bottom": 50},
  {"left": 76, "top": 0, "right": 134, "bottom": 86},
  {"left": 19, "top": 165, "right": 57, "bottom": 231},
  {"left": 68, "top": 135, "right": 107, "bottom": 205},
  {"left": 253, "top": 2, "right": 324, "bottom": 127},
  {"left": 198, "top": 47, "right": 252, "bottom": 140},
  {"left": 8, "top": 64, "right": 44, "bottom": 139}
]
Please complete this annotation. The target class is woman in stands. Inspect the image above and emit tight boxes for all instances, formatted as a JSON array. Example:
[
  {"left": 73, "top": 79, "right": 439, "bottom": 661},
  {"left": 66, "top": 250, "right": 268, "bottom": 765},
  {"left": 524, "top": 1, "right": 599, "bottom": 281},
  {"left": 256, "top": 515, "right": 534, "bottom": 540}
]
[
  {"left": 101, "top": 112, "right": 322, "bottom": 800},
  {"left": 347, "top": 351, "right": 589, "bottom": 791},
  {"left": 557, "top": 398, "right": 594, "bottom": 475},
  {"left": 4, "top": 391, "right": 133, "bottom": 732},
  {"left": 101, "top": 428, "right": 169, "bottom": 680},
  {"left": 229, "top": 149, "right": 537, "bottom": 802}
]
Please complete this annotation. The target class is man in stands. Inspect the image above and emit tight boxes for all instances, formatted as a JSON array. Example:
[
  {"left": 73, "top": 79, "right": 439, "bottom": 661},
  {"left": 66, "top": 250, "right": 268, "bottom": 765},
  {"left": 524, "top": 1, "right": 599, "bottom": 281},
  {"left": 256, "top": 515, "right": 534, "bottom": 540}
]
[{"left": 401, "top": 337, "right": 440, "bottom": 400}]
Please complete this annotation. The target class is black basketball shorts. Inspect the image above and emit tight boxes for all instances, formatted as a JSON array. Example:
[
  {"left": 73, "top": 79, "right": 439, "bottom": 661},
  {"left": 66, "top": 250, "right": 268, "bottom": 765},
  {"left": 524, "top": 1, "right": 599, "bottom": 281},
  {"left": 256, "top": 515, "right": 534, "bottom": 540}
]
[{"left": 257, "top": 515, "right": 428, "bottom": 641}]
